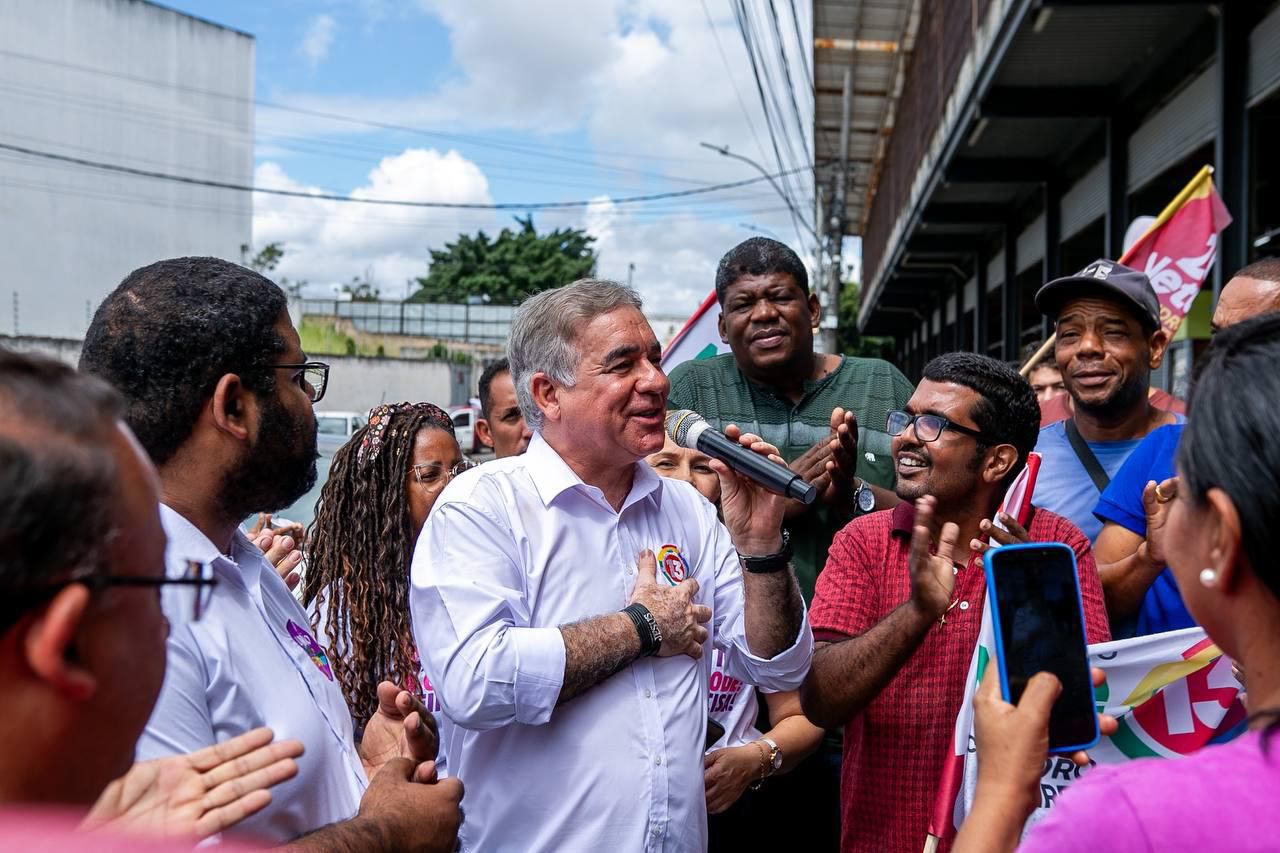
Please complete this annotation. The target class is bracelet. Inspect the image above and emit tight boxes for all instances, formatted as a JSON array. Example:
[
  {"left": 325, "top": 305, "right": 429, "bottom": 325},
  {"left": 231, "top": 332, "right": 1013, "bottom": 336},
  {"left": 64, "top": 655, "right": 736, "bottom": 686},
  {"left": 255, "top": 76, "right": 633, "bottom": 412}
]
[
  {"left": 739, "top": 530, "right": 792, "bottom": 574},
  {"left": 621, "top": 603, "right": 662, "bottom": 656},
  {"left": 749, "top": 741, "right": 769, "bottom": 791}
]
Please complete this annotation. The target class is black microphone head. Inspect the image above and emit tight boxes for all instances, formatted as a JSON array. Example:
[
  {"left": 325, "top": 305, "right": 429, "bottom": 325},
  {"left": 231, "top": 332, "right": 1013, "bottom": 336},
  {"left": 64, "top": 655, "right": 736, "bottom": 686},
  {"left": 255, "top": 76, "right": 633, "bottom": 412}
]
[{"left": 665, "top": 409, "right": 706, "bottom": 449}]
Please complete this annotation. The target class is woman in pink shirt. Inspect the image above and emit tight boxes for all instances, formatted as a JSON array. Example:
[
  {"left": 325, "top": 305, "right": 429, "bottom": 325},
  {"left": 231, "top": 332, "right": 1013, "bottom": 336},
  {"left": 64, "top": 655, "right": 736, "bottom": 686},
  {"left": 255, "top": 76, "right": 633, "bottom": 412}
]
[{"left": 956, "top": 313, "right": 1280, "bottom": 852}]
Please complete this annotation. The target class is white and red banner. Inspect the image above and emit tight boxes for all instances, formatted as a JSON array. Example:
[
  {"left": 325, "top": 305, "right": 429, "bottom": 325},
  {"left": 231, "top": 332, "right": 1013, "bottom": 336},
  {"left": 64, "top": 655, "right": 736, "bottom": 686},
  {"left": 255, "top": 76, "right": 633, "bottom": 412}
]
[{"left": 660, "top": 291, "right": 728, "bottom": 370}]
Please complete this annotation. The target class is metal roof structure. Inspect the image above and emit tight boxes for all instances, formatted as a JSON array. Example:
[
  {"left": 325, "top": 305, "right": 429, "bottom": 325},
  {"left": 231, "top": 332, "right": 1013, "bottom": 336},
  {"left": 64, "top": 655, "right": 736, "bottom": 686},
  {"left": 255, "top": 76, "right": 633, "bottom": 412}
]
[{"left": 812, "top": 0, "right": 916, "bottom": 237}]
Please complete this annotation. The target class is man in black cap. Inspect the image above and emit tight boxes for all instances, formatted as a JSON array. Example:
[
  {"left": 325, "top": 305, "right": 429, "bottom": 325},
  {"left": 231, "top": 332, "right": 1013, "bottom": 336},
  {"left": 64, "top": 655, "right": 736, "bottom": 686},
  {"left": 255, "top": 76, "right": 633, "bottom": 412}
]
[{"left": 1029, "top": 259, "right": 1178, "bottom": 545}]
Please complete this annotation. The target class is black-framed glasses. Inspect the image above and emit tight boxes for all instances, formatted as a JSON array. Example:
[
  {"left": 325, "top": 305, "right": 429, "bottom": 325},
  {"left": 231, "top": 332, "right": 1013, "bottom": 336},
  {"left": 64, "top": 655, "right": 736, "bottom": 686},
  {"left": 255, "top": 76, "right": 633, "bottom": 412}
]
[
  {"left": 887, "top": 410, "right": 985, "bottom": 443},
  {"left": 412, "top": 459, "right": 478, "bottom": 490},
  {"left": 273, "top": 362, "right": 330, "bottom": 403},
  {"left": 0, "top": 560, "right": 217, "bottom": 627}
]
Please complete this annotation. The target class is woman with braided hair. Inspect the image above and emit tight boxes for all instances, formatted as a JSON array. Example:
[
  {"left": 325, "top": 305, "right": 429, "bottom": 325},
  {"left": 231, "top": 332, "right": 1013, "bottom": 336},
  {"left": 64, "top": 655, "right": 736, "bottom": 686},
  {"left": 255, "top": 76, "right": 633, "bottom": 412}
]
[{"left": 303, "top": 402, "right": 476, "bottom": 730}]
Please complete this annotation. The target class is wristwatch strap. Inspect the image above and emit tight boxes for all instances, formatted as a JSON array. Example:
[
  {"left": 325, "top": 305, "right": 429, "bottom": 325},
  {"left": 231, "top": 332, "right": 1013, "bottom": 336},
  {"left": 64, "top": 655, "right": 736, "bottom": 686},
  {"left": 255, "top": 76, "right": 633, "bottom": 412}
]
[{"left": 739, "top": 530, "right": 792, "bottom": 574}]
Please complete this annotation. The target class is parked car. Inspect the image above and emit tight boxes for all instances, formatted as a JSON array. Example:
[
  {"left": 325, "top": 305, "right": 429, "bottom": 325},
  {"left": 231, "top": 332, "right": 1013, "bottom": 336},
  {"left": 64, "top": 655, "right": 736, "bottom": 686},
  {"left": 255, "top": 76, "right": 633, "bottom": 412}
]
[
  {"left": 315, "top": 410, "right": 367, "bottom": 454},
  {"left": 449, "top": 405, "right": 481, "bottom": 454}
]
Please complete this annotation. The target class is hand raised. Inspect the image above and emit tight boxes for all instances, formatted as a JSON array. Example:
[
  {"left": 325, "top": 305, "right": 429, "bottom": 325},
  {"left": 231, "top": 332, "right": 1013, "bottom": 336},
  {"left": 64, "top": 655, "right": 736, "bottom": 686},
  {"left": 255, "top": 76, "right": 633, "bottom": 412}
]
[
  {"left": 358, "top": 682, "right": 440, "bottom": 779},
  {"left": 253, "top": 531, "right": 303, "bottom": 591},
  {"left": 819, "top": 407, "right": 860, "bottom": 507},
  {"left": 81, "top": 727, "right": 303, "bottom": 839},
  {"left": 907, "top": 496, "right": 961, "bottom": 620},
  {"left": 969, "top": 511, "right": 1032, "bottom": 556},
  {"left": 1140, "top": 477, "right": 1178, "bottom": 567},
  {"left": 628, "top": 550, "right": 711, "bottom": 660}
]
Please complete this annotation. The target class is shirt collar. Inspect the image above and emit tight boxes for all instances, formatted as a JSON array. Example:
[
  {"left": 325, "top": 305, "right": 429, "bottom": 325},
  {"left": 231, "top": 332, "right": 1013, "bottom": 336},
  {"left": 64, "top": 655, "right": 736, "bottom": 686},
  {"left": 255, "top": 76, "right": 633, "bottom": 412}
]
[
  {"left": 890, "top": 499, "right": 916, "bottom": 538},
  {"left": 525, "top": 431, "right": 663, "bottom": 512},
  {"left": 159, "top": 503, "right": 261, "bottom": 594}
]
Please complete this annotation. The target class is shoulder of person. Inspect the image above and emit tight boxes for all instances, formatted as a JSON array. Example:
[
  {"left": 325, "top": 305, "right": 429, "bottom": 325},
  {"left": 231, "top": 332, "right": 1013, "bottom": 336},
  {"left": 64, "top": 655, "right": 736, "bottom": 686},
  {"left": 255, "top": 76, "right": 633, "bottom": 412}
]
[
  {"left": 828, "top": 507, "right": 897, "bottom": 558},
  {"left": 668, "top": 353, "right": 738, "bottom": 383}
]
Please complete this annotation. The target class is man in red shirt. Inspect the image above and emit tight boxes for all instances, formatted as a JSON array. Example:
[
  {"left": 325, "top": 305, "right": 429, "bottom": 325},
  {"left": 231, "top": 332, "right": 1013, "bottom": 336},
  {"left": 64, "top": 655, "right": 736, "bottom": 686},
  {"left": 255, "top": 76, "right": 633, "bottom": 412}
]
[{"left": 800, "top": 352, "right": 1110, "bottom": 853}]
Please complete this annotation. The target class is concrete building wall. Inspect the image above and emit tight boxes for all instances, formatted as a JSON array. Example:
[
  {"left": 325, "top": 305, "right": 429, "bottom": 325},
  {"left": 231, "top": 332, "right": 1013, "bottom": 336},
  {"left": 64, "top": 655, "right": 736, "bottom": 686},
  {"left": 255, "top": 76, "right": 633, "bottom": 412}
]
[
  {"left": 0, "top": 0, "right": 253, "bottom": 340},
  {"left": 1, "top": 333, "right": 483, "bottom": 414}
]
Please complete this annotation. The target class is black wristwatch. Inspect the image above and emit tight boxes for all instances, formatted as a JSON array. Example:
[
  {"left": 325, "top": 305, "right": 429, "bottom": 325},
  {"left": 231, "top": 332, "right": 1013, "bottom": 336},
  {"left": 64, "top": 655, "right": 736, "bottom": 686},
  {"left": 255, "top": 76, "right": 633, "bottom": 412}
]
[
  {"left": 739, "top": 530, "right": 792, "bottom": 574},
  {"left": 853, "top": 478, "right": 876, "bottom": 515}
]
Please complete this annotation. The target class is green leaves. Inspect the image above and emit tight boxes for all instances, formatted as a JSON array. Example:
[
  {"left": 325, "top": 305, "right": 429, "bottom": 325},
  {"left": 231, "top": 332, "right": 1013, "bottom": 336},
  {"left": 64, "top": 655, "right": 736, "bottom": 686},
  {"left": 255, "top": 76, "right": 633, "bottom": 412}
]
[{"left": 407, "top": 215, "right": 597, "bottom": 305}]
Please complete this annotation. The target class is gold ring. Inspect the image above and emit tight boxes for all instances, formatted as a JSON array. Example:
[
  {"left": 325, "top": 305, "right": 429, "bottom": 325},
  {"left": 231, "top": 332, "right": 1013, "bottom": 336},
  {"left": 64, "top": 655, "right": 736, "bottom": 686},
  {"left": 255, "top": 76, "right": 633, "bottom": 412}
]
[{"left": 1154, "top": 483, "right": 1171, "bottom": 503}]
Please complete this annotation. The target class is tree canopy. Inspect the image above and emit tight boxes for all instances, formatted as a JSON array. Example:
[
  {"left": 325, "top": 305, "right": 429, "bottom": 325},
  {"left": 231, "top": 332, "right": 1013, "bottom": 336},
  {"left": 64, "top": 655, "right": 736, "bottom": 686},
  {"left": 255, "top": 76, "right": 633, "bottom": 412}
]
[{"left": 407, "top": 215, "right": 597, "bottom": 305}]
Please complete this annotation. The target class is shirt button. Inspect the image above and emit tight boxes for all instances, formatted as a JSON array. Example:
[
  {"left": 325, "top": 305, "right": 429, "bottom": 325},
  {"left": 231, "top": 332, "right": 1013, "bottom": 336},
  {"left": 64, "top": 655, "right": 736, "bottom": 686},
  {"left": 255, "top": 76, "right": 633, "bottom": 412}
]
[
  {"left": 644, "top": 688, "right": 652, "bottom": 698},
  {"left": 959, "top": 600, "right": 970, "bottom": 610},
  {"left": 651, "top": 827, "right": 661, "bottom": 837},
  {"left": 655, "top": 756, "right": 662, "bottom": 766}
]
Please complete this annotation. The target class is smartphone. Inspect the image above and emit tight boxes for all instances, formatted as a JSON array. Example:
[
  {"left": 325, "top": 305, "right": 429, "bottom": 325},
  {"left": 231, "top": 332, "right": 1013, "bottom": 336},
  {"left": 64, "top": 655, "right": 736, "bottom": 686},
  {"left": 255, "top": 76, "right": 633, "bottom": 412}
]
[
  {"left": 984, "top": 542, "right": 1099, "bottom": 753},
  {"left": 705, "top": 718, "right": 726, "bottom": 750}
]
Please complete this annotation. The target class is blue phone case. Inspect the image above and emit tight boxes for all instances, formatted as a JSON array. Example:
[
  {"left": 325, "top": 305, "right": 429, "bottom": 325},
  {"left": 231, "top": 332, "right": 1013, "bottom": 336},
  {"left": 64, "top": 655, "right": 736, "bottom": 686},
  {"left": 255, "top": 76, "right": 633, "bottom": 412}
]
[{"left": 982, "top": 541, "right": 1100, "bottom": 753}]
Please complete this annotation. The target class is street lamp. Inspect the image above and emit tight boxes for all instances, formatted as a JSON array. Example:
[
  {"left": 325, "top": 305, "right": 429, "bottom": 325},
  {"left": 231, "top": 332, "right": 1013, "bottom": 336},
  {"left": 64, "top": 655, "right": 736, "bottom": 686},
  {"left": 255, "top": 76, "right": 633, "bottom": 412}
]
[{"left": 699, "top": 142, "right": 819, "bottom": 244}]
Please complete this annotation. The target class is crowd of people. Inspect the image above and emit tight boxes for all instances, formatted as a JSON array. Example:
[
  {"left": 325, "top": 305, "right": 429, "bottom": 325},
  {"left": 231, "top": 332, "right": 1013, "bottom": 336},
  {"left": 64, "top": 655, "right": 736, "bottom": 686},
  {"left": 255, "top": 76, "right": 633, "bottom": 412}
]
[{"left": 1, "top": 237, "right": 1277, "bottom": 852}]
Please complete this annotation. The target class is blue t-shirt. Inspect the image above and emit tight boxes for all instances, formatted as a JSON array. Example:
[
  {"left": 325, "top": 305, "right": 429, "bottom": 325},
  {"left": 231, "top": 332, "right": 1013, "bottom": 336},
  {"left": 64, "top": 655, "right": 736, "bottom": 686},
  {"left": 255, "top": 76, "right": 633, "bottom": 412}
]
[
  {"left": 1094, "top": 423, "right": 1195, "bottom": 636},
  {"left": 1032, "top": 421, "right": 1148, "bottom": 543}
]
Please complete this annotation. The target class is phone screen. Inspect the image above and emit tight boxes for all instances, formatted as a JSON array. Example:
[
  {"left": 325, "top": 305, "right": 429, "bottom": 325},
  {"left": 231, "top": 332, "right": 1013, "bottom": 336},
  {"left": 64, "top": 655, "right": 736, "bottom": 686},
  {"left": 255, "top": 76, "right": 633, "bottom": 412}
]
[{"left": 986, "top": 543, "right": 1098, "bottom": 752}]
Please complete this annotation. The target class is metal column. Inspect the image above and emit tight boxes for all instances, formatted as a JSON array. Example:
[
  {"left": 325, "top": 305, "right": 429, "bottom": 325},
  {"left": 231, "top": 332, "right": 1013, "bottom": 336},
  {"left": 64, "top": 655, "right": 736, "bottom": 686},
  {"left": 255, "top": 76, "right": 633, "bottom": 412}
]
[
  {"left": 1217, "top": 1, "right": 1250, "bottom": 294},
  {"left": 1003, "top": 223, "right": 1019, "bottom": 362}
]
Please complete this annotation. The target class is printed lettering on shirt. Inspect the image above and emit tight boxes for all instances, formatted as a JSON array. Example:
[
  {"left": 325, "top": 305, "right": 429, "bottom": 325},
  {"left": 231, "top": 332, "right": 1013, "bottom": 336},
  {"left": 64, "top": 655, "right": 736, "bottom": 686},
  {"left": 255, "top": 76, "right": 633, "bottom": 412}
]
[
  {"left": 287, "top": 619, "right": 334, "bottom": 681},
  {"left": 707, "top": 648, "right": 744, "bottom": 717},
  {"left": 655, "top": 543, "right": 689, "bottom": 586}
]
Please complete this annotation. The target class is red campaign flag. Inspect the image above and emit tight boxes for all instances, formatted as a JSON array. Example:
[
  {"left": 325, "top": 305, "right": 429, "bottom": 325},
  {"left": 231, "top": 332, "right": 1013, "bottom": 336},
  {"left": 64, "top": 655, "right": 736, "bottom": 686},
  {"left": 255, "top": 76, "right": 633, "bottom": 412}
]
[{"left": 1119, "top": 166, "right": 1233, "bottom": 338}]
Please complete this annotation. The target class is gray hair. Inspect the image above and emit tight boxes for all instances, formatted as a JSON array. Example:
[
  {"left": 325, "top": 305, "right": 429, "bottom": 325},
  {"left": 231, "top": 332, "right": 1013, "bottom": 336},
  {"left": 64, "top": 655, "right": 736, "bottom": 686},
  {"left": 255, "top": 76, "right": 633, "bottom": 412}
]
[{"left": 507, "top": 279, "right": 643, "bottom": 431}]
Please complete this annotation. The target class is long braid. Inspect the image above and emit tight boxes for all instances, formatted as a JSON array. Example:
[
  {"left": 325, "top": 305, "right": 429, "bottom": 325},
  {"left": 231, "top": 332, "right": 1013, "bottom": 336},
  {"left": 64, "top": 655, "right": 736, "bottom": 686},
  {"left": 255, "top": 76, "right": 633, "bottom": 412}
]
[{"left": 304, "top": 407, "right": 444, "bottom": 723}]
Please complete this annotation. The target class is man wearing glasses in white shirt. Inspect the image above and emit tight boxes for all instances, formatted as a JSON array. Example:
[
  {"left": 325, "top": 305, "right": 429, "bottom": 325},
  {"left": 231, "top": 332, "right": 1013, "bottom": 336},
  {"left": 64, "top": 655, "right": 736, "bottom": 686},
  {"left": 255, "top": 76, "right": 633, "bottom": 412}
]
[
  {"left": 411, "top": 279, "right": 813, "bottom": 853},
  {"left": 80, "top": 257, "right": 462, "bottom": 851}
]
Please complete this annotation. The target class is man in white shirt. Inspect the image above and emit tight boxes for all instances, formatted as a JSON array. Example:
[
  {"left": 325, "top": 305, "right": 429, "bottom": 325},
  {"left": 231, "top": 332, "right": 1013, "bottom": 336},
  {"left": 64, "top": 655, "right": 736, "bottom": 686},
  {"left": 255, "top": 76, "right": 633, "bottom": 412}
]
[
  {"left": 80, "top": 256, "right": 463, "bottom": 850},
  {"left": 412, "top": 279, "right": 813, "bottom": 852}
]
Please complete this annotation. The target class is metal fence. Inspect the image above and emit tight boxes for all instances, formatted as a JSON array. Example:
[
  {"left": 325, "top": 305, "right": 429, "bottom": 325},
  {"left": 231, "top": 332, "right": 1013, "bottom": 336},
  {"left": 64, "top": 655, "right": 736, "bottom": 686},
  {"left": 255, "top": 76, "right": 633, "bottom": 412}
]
[{"left": 299, "top": 300, "right": 515, "bottom": 343}]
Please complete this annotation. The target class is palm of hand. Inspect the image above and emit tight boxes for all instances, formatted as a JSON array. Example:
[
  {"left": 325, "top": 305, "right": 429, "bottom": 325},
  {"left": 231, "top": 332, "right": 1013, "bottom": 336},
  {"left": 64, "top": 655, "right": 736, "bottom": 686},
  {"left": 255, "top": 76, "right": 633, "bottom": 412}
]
[
  {"left": 84, "top": 755, "right": 207, "bottom": 837},
  {"left": 359, "top": 711, "right": 406, "bottom": 777},
  {"left": 914, "top": 553, "right": 956, "bottom": 615}
]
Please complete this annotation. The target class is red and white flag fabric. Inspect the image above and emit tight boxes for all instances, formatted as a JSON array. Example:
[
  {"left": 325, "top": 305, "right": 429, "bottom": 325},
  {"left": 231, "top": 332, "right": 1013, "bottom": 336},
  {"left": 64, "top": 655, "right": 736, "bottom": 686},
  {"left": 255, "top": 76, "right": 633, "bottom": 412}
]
[
  {"left": 660, "top": 291, "right": 728, "bottom": 370},
  {"left": 1120, "top": 166, "right": 1233, "bottom": 338}
]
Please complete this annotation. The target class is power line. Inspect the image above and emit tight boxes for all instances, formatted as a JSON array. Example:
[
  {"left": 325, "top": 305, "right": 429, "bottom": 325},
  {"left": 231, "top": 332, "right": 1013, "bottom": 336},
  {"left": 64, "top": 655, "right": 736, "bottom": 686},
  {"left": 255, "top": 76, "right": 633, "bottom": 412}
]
[
  {"left": 700, "top": 0, "right": 769, "bottom": 165},
  {"left": 0, "top": 140, "right": 807, "bottom": 211}
]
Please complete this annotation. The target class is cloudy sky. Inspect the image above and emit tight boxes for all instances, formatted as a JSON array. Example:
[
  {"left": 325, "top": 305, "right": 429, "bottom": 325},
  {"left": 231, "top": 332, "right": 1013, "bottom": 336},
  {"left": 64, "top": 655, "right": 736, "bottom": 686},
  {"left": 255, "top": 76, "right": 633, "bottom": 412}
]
[{"left": 165, "top": 0, "right": 823, "bottom": 318}]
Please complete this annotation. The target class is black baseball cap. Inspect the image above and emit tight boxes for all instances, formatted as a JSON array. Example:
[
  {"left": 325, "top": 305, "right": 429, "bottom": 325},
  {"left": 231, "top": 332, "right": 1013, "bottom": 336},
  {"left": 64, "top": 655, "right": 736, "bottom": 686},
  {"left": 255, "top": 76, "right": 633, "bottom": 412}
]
[{"left": 1035, "top": 259, "right": 1161, "bottom": 332}]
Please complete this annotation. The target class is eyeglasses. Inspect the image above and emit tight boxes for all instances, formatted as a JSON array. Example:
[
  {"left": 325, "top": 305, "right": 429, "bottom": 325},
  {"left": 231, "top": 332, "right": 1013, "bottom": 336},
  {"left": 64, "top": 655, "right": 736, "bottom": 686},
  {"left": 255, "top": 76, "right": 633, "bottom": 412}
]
[
  {"left": 272, "top": 362, "right": 330, "bottom": 404},
  {"left": 412, "top": 459, "right": 478, "bottom": 490},
  {"left": 0, "top": 559, "right": 217, "bottom": 628},
  {"left": 887, "top": 410, "right": 986, "bottom": 443}
]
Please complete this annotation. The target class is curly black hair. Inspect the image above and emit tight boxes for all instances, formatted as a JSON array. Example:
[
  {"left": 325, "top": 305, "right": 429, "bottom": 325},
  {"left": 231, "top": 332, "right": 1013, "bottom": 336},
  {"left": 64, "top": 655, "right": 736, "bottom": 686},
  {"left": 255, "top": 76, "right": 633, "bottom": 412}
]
[
  {"left": 0, "top": 349, "right": 124, "bottom": 627},
  {"left": 922, "top": 352, "right": 1041, "bottom": 489},
  {"left": 714, "top": 237, "right": 809, "bottom": 303},
  {"left": 78, "top": 257, "right": 288, "bottom": 466},
  {"left": 303, "top": 406, "right": 455, "bottom": 724}
]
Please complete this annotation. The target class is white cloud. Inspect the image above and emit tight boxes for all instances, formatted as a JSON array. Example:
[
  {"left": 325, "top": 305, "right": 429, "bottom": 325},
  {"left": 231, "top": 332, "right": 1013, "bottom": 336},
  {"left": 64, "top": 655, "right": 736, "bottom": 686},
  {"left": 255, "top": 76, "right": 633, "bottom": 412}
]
[
  {"left": 253, "top": 148, "right": 498, "bottom": 299},
  {"left": 300, "top": 14, "right": 337, "bottom": 67},
  {"left": 257, "top": 1, "right": 814, "bottom": 315}
]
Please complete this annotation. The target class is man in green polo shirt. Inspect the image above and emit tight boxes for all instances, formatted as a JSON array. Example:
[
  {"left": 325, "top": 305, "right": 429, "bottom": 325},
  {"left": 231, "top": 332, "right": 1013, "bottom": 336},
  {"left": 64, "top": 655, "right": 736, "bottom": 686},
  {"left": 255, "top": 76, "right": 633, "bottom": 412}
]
[{"left": 668, "top": 237, "right": 912, "bottom": 601}]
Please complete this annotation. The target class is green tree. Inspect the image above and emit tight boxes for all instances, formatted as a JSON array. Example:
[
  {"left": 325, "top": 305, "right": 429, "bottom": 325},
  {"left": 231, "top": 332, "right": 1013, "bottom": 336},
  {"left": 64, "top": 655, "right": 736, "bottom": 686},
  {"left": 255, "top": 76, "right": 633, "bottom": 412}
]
[
  {"left": 248, "top": 242, "right": 284, "bottom": 273},
  {"left": 836, "top": 280, "right": 894, "bottom": 360},
  {"left": 407, "top": 215, "right": 596, "bottom": 305},
  {"left": 341, "top": 268, "right": 381, "bottom": 302}
]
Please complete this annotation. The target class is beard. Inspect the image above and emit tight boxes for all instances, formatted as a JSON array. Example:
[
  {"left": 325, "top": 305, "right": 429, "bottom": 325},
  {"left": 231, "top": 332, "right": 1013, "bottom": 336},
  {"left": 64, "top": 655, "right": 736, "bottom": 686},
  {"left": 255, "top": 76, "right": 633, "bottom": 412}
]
[{"left": 218, "top": 394, "right": 318, "bottom": 520}]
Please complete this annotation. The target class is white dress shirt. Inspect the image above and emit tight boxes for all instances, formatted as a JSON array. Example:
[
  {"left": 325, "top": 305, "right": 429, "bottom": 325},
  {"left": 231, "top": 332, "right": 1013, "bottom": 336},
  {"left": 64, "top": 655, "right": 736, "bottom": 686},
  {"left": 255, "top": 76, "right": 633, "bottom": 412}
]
[
  {"left": 137, "top": 505, "right": 368, "bottom": 844},
  {"left": 410, "top": 433, "right": 813, "bottom": 853}
]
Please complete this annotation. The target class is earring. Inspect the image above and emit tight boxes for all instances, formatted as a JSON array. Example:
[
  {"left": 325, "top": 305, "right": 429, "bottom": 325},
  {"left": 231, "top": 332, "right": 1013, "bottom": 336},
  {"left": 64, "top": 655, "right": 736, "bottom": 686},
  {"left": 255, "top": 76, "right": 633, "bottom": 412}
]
[{"left": 1199, "top": 568, "right": 1217, "bottom": 588}]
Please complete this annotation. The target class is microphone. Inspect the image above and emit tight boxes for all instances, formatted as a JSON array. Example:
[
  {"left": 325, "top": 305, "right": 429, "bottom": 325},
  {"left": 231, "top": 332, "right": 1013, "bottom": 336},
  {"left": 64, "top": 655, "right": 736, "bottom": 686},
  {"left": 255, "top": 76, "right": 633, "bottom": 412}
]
[{"left": 665, "top": 410, "right": 817, "bottom": 505}]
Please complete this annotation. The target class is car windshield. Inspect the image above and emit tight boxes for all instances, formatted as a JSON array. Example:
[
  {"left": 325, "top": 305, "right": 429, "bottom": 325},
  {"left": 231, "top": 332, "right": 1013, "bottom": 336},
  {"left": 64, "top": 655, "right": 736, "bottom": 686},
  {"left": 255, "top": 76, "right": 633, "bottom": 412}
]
[{"left": 316, "top": 416, "right": 349, "bottom": 436}]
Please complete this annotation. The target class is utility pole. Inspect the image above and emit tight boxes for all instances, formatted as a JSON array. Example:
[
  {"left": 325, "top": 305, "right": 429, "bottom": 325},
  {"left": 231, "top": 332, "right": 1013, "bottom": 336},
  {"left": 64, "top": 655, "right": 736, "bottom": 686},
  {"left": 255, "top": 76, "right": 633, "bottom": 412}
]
[
  {"left": 627, "top": 262, "right": 635, "bottom": 288},
  {"left": 821, "top": 67, "right": 854, "bottom": 355}
]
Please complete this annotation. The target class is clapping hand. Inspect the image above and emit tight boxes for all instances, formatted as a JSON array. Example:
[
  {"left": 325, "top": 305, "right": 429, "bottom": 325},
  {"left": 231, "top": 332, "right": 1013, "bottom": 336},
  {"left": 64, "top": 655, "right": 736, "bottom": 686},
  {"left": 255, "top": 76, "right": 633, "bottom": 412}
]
[
  {"left": 359, "top": 682, "right": 440, "bottom": 779},
  {"left": 969, "top": 511, "right": 1032, "bottom": 556},
  {"left": 81, "top": 727, "right": 303, "bottom": 839},
  {"left": 907, "top": 497, "right": 961, "bottom": 621}
]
